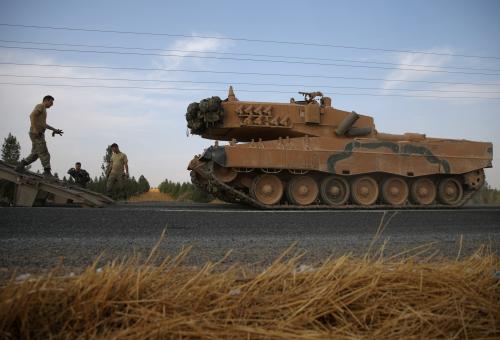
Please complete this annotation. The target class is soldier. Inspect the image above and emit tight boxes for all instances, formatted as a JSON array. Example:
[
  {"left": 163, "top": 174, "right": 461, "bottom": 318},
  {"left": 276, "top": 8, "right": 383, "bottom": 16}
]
[
  {"left": 106, "top": 143, "right": 129, "bottom": 197},
  {"left": 15, "top": 95, "right": 63, "bottom": 179},
  {"left": 67, "top": 162, "right": 91, "bottom": 188}
]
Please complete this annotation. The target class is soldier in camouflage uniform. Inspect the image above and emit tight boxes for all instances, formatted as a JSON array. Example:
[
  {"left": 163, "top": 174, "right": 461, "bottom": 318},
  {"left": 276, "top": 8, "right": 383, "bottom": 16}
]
[
  {"left": 106, "top": 143, "right": 129, "bottom": 198},
  {"left": 15, "top": 95, "right": 64, "bottom": 179},
  {"left": 67, "top": 162, "right": 91, "bottom": 188}
]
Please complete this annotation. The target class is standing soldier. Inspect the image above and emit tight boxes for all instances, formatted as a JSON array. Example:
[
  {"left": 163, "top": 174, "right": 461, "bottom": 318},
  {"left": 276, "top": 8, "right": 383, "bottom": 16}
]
[
  {"left": 67, "top": 162, "right": 91, "bottom": 188},
  {"left": 106, "top": 143, "right": 129, "bottom": 198},
  {"left": 15, "top": 95, "right": 63, "bottom": 179}
]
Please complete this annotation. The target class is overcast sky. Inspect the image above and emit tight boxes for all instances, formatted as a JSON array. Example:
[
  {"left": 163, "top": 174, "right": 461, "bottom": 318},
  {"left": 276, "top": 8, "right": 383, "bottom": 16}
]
[{"left": 0, "top": 0, "right": 499, "bottom": 187}]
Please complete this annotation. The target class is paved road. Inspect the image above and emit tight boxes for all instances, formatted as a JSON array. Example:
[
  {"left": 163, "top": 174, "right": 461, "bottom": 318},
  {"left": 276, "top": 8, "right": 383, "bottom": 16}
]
[{"left": 1, "top": 203, "right": 499, "bottom": 273}]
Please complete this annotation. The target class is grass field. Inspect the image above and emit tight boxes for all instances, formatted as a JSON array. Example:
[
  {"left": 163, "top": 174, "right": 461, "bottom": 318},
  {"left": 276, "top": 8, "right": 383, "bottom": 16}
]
[
  {"left": 128, "top": 189, "right": 173, "bottom": 202},
  {"left": 1, "top": 235, "right": 498, "bottom": 339},
  {"left": 128, "top": 189, "right": 224, "bottom": 204}
]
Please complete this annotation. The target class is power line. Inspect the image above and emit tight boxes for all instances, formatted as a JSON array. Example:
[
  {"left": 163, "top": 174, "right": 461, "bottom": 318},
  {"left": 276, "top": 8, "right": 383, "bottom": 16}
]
[
  {"left": 2, "top": 61, "right": 500, "bottom": 87},
  {"left": 1, "top": 39, "right": 498, "bottom": 73},
  {"left": 0, "top": 81, "right": 498, "bottom": 100},
  {"left": 2, "top": 45, "right": 500, "bottom": 76},
  {"left": 1, "top": 74, "right": 498, "bottom": 95},
  {"left": 1, "top": 22, "right": 499, "bottom": 60}
]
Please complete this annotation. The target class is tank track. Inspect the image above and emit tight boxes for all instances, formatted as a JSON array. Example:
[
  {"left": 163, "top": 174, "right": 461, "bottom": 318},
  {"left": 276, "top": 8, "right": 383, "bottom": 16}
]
[{"left": 195, "top": 161, "right": 478, "bottom": 210}]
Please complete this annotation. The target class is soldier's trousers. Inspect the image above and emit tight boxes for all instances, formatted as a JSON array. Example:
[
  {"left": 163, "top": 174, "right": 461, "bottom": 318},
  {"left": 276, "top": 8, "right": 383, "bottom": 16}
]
[
  {"left": 23, "top": 133, "right": 51, "bottom": 169},
  {"left": 106, "top": 173, "right": 124, "bottom": 196}
]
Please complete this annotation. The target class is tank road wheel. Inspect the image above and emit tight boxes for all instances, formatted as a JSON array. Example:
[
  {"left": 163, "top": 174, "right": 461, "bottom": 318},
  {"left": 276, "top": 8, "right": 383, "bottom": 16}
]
[
  {"left": 287, "top": 175, "right": 319, "bottom": 206},
  {"left": 213, "top": 164, "right": 237, "bottom": 183},
  {"left": 251, "top": 174, "right": 283, "bottom": 206},
  {"left": 438, "top": 177, "right": 464, "bottom": 206},
  {"left": 320, "top": 176, "right": 350, "bottom": 206},
  {"left": 351, "top": 176, "right": 379, "bottom": 206},
  {"left": 410, "top": 178, "right": 436, "bottom": 205},
  {"left": 381, "top": 177, "right": 409, "bottom": 206}
]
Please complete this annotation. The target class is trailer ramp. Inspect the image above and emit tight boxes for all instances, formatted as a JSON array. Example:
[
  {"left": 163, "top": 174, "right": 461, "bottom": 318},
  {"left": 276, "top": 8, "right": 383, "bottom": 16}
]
[{"left": 0, "top": 161, "right": 113, "bottom": 207}]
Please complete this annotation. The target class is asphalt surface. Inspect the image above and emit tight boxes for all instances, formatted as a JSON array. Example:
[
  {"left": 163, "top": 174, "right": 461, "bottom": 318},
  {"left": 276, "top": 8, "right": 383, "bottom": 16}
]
[{"left": 1, "top": 203, "right": 500, "bottom": 274}]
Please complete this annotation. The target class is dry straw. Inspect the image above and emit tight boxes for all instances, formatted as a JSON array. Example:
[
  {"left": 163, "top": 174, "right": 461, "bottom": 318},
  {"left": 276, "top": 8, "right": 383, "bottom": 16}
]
[{"left": 0, "top": 230, "right": 499, "bottom": 339}]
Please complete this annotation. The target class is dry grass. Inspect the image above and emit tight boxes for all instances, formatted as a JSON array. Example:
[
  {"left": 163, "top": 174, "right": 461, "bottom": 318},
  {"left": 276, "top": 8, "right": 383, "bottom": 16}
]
[
  {"left": 0, "top": 236, "right": 499, "bottom": 339},
  {"left": 128, "top": 190, "right": 173, "bottom": 202}
]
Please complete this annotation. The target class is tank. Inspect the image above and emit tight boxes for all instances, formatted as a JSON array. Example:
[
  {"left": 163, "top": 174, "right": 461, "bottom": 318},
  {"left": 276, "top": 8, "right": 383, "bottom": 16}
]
[{"left": 186, "top": 87, "right": 493, "bottom": 208}]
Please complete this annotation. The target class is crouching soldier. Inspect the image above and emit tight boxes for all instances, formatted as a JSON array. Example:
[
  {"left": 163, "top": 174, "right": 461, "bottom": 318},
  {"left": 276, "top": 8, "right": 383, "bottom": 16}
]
[{"left": 67, "top": 162, "right": 91, "bottom": 188}]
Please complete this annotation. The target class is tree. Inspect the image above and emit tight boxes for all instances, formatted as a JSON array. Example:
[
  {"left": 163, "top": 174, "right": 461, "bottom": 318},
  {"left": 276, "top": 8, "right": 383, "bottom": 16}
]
[
  {"left": 1, "top": 133, "right": 22, "bottom": 203},
  {"left": 87, "top": 145, "right": 112, "bottom": 196},
  {"left": 1, "top": 133, "right": 21, "bottom": 166},
  {"left": 138, "top": 175, "right": 150, "bottom": 193},
  {"left": 101, "top": 145, "right": 113, "bottom": 177}
]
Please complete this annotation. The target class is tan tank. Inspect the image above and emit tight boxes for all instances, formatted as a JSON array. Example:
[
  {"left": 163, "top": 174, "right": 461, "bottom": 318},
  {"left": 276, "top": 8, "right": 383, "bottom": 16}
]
[{"left": 186, "top": 87, "right": 493, "bottom": 208}]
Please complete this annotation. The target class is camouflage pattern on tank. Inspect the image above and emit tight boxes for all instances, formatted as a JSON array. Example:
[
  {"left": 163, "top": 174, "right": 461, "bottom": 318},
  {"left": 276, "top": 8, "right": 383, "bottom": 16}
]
[{"left": 185, "top": 87, "right": 493, "bottom": 208}]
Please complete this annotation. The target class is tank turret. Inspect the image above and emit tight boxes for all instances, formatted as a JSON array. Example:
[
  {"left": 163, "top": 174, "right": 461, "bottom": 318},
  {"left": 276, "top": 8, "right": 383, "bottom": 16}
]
[
  {"left": 186, "top": 87, "right": 493, "bottom": 208},
  {"left": 186, "top": 87, "right": 375, "bottom": 142}
]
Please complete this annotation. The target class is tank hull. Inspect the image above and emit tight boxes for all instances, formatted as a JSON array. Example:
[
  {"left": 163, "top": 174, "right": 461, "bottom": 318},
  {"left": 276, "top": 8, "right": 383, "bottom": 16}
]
[{"left": 203, "top": 136, "right": 491, "bottom": 177}]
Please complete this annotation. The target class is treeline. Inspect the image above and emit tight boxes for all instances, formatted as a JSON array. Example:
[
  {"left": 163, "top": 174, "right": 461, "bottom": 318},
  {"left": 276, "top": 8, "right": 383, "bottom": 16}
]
[
  {"left": 158, "top": 179, "right": 213, "bottom": 203},
  {"left": 78, "top": 174, "right": 150, "bottom": 200}
]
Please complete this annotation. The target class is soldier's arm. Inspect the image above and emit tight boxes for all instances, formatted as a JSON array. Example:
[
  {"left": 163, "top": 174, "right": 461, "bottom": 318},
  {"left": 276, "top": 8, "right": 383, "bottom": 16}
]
[
  {"left": 67, "top": 168, "right": 75, "bottom": 176},
  {"left": 45, "top": 124, "right": 63, "bottom": 136},
  {"left": 124, "top": 156, "right": 129, "bottom": 176}
]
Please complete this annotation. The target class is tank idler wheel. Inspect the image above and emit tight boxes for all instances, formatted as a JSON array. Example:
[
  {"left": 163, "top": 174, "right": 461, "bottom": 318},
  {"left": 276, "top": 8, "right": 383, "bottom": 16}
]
[
  {"left": 287, "top": 175, "right": 319, "bottom": 206},
  {"left": 438, "top": 177, "right": 464, "bottom": 205},
  {"left": 381, "top": 177, "right": 409, "bottom": 206},
  {"left": 410, "top": 178, "right": 436, "bottom": 205},
  {"left": 213, "top": 164, "right": 237, "bottom": 183},
  {"left": 351, "top": 176, "right": 379, "bottom": 206},
  {"left": 251, "top": 174, "right": 283, "bottom": 205},
  {"left": 463, "top": 169, "right": 485, "bottom": 190},
  {"left": 320, "top": 176, "right": 350, "bottom": 206}
]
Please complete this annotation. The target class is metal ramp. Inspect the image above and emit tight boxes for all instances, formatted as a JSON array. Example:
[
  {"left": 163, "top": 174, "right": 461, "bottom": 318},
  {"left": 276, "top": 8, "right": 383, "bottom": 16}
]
[{"left": 0, "top": 160, "right": 114, "bottom": 207}]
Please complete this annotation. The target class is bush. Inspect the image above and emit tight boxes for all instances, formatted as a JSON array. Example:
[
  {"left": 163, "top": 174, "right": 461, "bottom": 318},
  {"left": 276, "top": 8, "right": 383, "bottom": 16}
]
[
  {"left": 469, "top": 181, "right": 500, "bottom": 204},
  {"left": 158, "top": 178, "right": 213, "bottom": 203}
]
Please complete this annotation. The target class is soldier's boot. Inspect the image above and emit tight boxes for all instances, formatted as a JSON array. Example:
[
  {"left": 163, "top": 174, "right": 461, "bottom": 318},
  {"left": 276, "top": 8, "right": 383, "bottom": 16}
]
[
  {"left": 43, "top": 168, "right": 56, "bottom": 181},
  {"left": 14, "top": 160, "right": 28, "bottom": 172}
]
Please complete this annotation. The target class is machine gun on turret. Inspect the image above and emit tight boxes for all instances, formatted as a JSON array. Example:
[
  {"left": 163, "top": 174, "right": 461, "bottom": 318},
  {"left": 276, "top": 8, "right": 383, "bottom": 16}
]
[{"left": 298, "top": 91, "right": 324, "bottom": 103}]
